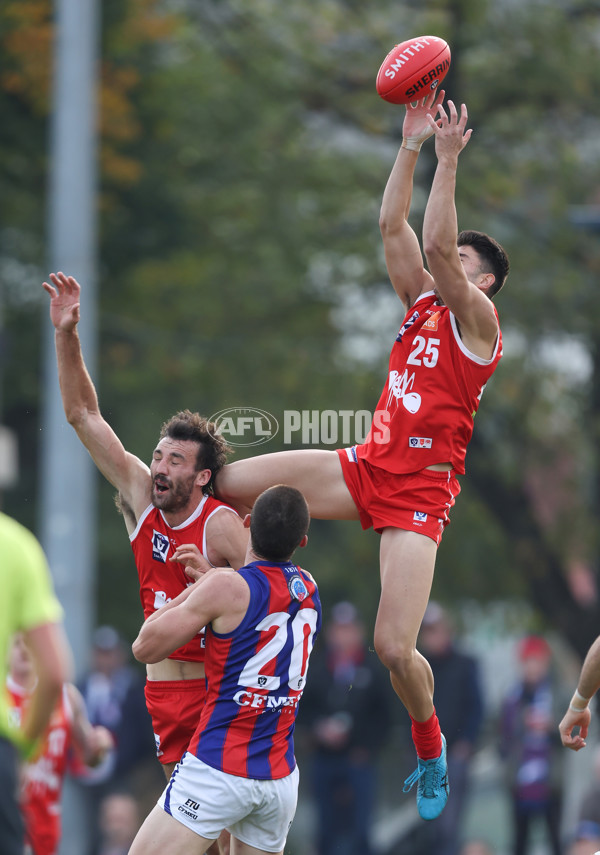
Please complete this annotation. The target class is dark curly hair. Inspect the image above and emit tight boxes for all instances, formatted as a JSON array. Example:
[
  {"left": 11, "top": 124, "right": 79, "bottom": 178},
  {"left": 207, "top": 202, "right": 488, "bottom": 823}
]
[
  {"left": 250, "top": 485, "right": 310, "bottom": 563},
  {"left": 457, "top": 230, "right": 510, "bottom": 297},
  {"left": 159, "top": 410, "right": 232, "bottom": 494}
]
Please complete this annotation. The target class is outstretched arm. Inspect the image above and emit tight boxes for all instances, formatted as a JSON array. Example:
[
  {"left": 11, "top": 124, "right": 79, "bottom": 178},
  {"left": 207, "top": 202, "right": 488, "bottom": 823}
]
[
  {"left": 20, "top": 622, "right": 71, "bottom": 750},
  {"left": 380, "top": 90, "right": 444, "bottom": 309},
  {"left": 67, "top": 683, "right": 114, "bottom": 767},
  {"left": 422, "top": 102, "right": 498, "bottom": 356},
  {"left": 42, "top": 272, "right": 151, "bottom": 526},
  {"left": 132, "top": 570, "right": 249, "bottom": 664},
  {"left": 559, "top": 635, "right": 600, "bottom": 751}
]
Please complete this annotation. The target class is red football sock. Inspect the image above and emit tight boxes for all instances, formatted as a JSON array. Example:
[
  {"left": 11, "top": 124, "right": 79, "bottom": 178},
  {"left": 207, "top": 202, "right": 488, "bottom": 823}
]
[{"left": 410, "top": 710, "right": 442, "bottom": 760}]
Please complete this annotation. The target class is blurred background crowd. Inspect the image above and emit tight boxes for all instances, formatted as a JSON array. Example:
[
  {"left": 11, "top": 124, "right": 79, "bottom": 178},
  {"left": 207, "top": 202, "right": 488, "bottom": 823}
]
[{"left": 61, "top": 604, "right": 600, "bottom": 855}]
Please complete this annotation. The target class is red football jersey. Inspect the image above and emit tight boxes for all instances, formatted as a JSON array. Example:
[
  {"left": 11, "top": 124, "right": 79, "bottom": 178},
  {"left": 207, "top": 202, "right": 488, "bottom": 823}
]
[
  {"left": 7, "top": 679, "right": 72, "bottom": 855},
  {"left": 130, "top": 495, "right": 239, "bottom": 662},
  {"left": 358, "top": 290, "right": 502, "bottom": 475}
]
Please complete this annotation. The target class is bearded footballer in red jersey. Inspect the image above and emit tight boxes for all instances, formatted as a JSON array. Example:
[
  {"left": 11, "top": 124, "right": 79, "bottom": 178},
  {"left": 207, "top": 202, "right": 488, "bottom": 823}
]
[
  {"left": 130, "top": 486, "right": 321, "bottom": 855},
  {"left": 215, "top": 93, "right": 509, "bottom": 821},
  {"left": 42, "top": 274, "right": 249, "bottom": 787}
]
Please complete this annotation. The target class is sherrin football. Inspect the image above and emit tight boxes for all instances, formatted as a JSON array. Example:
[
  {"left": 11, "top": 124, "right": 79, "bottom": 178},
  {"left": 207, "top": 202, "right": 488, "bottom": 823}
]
[{"left": 376, "top": 35, "right": 451, "bottom": 105}]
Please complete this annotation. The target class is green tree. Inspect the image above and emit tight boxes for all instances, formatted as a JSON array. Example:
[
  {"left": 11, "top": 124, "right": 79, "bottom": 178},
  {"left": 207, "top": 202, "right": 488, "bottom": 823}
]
[{"left": 3, "top": 0, "right": 600, "bottom": 653}]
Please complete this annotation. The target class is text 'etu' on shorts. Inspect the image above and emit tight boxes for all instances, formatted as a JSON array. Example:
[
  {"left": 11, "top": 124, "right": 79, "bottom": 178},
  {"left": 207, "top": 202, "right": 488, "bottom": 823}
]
[{"left": 160, "top": 752, "right": 299, "bottom": 853}]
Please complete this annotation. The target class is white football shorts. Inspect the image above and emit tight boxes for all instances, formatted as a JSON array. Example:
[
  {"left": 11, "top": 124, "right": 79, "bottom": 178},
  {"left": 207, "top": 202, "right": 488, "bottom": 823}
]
[{"left": 158, "top": 751, "right": 300, "bottom": 853}]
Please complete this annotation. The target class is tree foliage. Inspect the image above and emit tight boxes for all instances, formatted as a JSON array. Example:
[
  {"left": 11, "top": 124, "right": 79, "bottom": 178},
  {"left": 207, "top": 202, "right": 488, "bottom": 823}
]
[{"left": 3, "top": 0, "right": 600, "bottom": 654}]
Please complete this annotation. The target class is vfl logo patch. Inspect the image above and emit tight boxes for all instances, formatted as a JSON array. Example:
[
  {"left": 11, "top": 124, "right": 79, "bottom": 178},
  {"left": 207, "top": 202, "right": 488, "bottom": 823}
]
[
  {"left": 413, "top": 511, "right": 428, "bottom": 523},
  {"left": 288, "top": 575, "right": 308, "bottom": 602},
  {"left": 409, "top": 437, "right": 432, "bottom": 448},
  {"left": 152, "top": 530, "right": 170, "bottom": 562}
]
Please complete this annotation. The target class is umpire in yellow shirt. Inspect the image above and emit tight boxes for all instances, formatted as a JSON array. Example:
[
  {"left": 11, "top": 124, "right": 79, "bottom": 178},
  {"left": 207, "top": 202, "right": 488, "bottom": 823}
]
[{"left": 0, "top": 511, "right": 71, "bottom": 855}]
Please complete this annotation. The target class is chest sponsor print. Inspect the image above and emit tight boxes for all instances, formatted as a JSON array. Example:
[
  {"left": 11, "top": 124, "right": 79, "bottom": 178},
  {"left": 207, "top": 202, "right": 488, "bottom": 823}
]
[{"left": 387, "top": 369, "right": 422, "bottom": 414}]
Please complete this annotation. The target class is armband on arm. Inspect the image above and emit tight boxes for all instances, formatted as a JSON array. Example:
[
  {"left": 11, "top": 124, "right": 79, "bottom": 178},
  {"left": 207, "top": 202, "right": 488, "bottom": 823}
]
[{"left": 569, "top": 688, "right": 591, "bottom": 713}]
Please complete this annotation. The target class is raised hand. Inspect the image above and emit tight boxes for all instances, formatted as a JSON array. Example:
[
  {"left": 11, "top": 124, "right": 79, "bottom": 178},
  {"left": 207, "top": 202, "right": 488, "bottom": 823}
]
[
  {"left": 427, "top": 99, "right": 473, "bottom": 159},
  {"left": 402, "top": 89, "right": 445, "bottom": 151},
  {"left": 558, "top": 705, "right": 590, "bottom": 751},
  {"left": 42, "top": 272, "right": 81, "bottom": 332},
  {"left": 170, "top": 543, "right": 213, "bottom": 581},
  {"left": 87, "top": 725, "right": 114, "bottom": 767}
]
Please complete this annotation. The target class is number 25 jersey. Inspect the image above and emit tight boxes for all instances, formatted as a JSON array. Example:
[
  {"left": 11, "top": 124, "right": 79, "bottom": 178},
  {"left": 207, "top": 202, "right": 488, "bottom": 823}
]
[
  {"left": 188, "top": 560, "right": 321, "bottom": 780},
  {"left": 358, "top": 290, "right": 502, "bottom": 475}
]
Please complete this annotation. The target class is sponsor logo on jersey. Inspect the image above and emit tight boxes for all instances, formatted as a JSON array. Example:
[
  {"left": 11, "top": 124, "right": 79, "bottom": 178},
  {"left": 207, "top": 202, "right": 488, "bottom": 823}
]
[
  {"left": 396, "top": 310, "right": 419, "bottom": 342},
  {"left": 387, "top": 369, "right": 422, "bottom": 414},
  {"left": 152, "top": 530, "right": 170, "bottom": 562},
  {"left": 423, "top": 311, "right": 440, "bottom": 331},
  {"left": 24, "top": 753, "right": 62, "bottom": 791},
  {"left": 153, "top": 589, "right": 172, "bottom": 610},
  {"left": 233, "top": 690, "right": 301, "bottom": 710},
  {"left": 413, "top": 511, "right": 428, "bottom": 522},
  {"left": 409, "top": 437, "right": 432, "bottom": 448},
  {"left": 288, "top": 575, "right": 308, "bottom": 602}
]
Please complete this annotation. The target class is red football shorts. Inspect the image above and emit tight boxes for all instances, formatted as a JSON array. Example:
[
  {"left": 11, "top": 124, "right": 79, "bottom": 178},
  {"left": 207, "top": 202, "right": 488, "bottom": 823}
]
[
  {"left": 337, "top": 446, "right": 461, "bottom": 545},
  {"left": 145, "top": 678, "right": 207, "bottom": 766}
]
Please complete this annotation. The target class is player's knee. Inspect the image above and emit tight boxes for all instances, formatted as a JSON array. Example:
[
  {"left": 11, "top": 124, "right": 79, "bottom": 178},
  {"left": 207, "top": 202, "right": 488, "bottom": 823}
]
[{"left": 374, "top": 632, "right": 415, "bottom": 677}]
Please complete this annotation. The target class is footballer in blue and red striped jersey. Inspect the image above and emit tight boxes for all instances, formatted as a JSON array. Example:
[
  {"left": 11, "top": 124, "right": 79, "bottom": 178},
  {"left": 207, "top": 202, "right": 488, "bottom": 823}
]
[
  {"left": 130, "top": 486, "right": 320, "bottom": 853},
  {"left": 189, "top": 559, "right": 321, "bottom": 779}
]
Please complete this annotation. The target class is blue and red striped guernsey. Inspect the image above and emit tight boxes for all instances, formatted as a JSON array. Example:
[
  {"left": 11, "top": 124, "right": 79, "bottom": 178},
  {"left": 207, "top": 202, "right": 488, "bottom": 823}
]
[{"left": 188, "top": 560, "right": 322, "bottom": 780}]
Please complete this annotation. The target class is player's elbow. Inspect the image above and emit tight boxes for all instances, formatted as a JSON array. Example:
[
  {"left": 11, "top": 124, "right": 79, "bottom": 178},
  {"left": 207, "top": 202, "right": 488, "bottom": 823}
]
[
  {"left": 131, "top": 636, "right": 147, "bottom": 662},
  {"left": 379, "top": 210, "right": 402, "bottom": 241},
  {"left": 132, "top": 635, "right": 159, "bottom": 664},
  {"left": 64, "top": 402, "right": 87, "bottom": 431},
  {"left": 422, "top": 235, "right": 446, "bottom": 261},
  {"left": 379, "top": 209, "right": 391, "bottom": 236}
]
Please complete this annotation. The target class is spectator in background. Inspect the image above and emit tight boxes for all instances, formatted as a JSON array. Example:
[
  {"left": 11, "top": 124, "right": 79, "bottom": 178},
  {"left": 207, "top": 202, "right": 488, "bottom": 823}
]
[
  {"left": 299, "top": 601, "right": 393, "bottom": 855},
  {"left": 459, "top": 841, "right": 495, "bottom": 855},
  {"left": 417, "top": 602, "right": 484, "bottom": 855},
  {"left": 78, "top": 625, "right": 155, "bottom": 783},
  {"left": 97, "top": 792, "right": 140, "bottom": 855},
  {"left": 500, "top": 635, "right": 565, "bottom": 855},
  {"left": 77, "top": 625, "right": 158, "bottom": 853}
]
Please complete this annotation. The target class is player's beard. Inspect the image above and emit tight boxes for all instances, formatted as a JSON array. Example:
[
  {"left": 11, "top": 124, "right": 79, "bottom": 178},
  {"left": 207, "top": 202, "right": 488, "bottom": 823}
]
[{"left": 151, "top": 473, "right": 196, "bottom": 513}]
